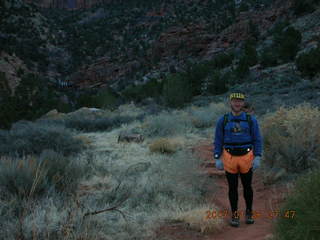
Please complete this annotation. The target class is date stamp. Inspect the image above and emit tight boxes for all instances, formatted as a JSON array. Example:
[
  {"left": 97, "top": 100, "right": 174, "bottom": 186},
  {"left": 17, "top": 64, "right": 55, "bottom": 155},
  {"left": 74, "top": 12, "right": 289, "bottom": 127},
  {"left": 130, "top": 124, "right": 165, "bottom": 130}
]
[{"left": 205, "top": 209, "right": 296, "bottom": 219}]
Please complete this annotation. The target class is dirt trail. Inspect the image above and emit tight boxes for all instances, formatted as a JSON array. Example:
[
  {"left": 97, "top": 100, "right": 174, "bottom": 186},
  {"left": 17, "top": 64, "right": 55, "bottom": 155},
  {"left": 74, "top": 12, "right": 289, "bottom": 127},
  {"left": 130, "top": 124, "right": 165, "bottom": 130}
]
[{"left": 155, "top": 140, "right": 295, "bottom": 240}]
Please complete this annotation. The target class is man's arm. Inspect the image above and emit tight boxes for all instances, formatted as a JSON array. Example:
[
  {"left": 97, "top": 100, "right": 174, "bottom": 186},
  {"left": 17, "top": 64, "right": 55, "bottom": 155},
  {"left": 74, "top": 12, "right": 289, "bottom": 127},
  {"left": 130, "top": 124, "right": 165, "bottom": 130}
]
[
  {"left": 251, "top": 116, "right": 263, "bottom": 157},
  {"left": 213, "top": 117, "right": 224, "bottom": 159}
]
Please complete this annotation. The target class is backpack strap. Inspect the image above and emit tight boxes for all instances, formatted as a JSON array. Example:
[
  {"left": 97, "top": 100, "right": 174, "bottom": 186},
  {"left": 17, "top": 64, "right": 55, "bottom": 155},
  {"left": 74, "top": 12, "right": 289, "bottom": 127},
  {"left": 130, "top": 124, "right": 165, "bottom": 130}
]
[
  {"left": 222, "top": 113, "right": 228, "bottom": 136},
  {"left": 246, "top": 113, "right": 253, "bottom": 136}
]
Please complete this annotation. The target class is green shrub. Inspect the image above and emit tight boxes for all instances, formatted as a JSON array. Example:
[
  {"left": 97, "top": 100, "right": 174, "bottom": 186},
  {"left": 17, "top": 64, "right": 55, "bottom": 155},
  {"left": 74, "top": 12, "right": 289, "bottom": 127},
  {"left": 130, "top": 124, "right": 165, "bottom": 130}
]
[
  {"left": 121, "top": 79, "right": 163, "bottom": 102},
  {"left": 260, "top": 47, "right": 279, "bottom": 67},
  {"left": 162, "top": 72, "right": 193, "bottom": 108},
  {"left": 0, "top": 73, "right": 62, "bottom": 129},
  {"left": 238, "top": 2, "right": 249, "bottom": 12},
  {"left": 211, "top": 52, "right": 234, "bottom": 69},
  {"left": 0, "top": 121, "right": 85, "bottom": 157},
  {"left": 235, "top": 56, "right": 250, "bottom": 79},
  {"left": 259, "top": 26, "right": 301, "bottom": 66},
  {"left": 292, "top": 0, "right": 320, "bottom": 16},
  {"left": 276, "top": 27, "right": 302, "bottom": 62},
  {"left": 184, "top": 62, "right": 213, "bottom": 96},
  {"left": 296, "top": 46, "right": 320, "bottom": 78},
  {"left": 93, "top": 87, "right": 119, "bottom": 109},
  {"left": 0, "top": 93, "right": 18, "bottom": 129},
  {"left": 273, "top": 168, "right": 320, "bottom": 240},
  {"left": 76, "top": 90, "right": 99, "bottom": 108},
  {"left": 259, "top": 21, "right": 301, "bottom": 66},
  {"left": 55, "top": 99, "right": 74, "bottom": 113},
  {"left": 206, "top": 70, "right": 228, "bottom": 95},
  {"left": 248, "top": 19, "right": 259, "bottom": 40},
  {"left": 221, "top": 70, "right": 240, "bottom": 86},
  {"left": 271, "top": 20, "right": 290, "bottom": 37},
  {"left": 0, "top": 71, "right": 11, "bottom": 94},
  {"left": 243, "top": 39, "right": 258, "bottom": 66}
]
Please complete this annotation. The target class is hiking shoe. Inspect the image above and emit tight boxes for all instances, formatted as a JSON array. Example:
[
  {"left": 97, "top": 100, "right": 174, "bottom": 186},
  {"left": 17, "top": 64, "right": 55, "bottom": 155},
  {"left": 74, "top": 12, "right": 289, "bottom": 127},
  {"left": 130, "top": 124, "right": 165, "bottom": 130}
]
[
  {"left": 229, "top": 211, "right": 240, "bottom": 227},
  {"left": 245, "top": 209, "right": 255, "bottom": 224}
]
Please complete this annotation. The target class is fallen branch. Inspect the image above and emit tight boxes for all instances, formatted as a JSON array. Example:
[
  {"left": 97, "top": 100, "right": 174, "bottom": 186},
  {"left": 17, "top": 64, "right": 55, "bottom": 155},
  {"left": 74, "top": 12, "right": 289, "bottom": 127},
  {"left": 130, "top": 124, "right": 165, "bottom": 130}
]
[{"left": 83, "top": 193, "right": 130, "bottom": 221}]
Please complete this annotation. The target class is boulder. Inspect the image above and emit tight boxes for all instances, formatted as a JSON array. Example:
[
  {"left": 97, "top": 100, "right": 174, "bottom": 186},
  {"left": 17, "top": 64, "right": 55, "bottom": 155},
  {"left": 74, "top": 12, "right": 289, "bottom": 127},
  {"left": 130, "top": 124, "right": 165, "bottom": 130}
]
[{"left": 117, "top": 131, "right": 144, "bottom": 143}]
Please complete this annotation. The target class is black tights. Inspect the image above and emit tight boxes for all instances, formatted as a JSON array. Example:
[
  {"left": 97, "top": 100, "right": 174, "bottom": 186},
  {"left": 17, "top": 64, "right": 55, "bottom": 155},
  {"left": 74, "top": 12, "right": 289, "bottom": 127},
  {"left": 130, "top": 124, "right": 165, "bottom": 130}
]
[{"left": 225, "top": 167, "right": 253, "bottom": 213}]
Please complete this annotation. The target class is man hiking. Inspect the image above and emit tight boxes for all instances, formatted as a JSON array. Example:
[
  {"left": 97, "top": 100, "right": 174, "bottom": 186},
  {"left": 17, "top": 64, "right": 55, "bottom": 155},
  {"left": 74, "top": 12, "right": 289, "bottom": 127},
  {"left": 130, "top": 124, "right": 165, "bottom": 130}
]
[{"left": 213, "top": 92, "right": 263, "bottom": 227}]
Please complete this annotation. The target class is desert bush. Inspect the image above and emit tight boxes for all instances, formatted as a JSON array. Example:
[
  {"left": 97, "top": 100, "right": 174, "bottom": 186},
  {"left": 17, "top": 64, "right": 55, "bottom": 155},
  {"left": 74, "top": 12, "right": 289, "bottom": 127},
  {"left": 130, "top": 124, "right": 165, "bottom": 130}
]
[
  {"left": 188, "top": 102, "right": 229, "bottom": 128},
  {"left": 0, "top": 149, "right": 85, "bottom": 199},
  {"left": 0, "top": 194, "right": 110, "bottom": 240},
  {"left": 63, "top": 115, "right": 135, "bottom": 132},
  {"left": 149, "top": 137, "right": 179, "bottom": 154},
  {"left": 140, "top": 110, "right": 193, "bottom": 137},
  {"left": 113, "top": 101, "right": 147, "bottom": 118},
  {"left": 295, "top": 46, "right": 320, "bottom": 78},
  {"left": 0, "top": 121, "right": 85, "bottom": 157},
  {"left": 273, "top": 167, "right": 320, "bottom": 240},
  {"left": 261, "top": 102, "right": 320, "bottom": 173}
]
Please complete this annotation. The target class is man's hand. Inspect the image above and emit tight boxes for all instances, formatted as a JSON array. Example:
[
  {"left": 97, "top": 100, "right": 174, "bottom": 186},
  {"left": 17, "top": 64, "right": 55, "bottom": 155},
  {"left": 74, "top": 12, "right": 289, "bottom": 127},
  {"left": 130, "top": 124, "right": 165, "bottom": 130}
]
[
  {"left": 215, "top": 158, "right": 224, "bottom": 170},
  {"left": 252, "top": 156, "right": 261, "bottom": 170}
]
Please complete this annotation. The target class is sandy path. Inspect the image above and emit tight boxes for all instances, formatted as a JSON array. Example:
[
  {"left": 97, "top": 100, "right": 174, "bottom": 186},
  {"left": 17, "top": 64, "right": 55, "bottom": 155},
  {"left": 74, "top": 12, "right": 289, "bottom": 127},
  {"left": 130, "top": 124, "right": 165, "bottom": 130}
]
[{"left": 155, "top": 140, "right": 295, "bottom": 240}]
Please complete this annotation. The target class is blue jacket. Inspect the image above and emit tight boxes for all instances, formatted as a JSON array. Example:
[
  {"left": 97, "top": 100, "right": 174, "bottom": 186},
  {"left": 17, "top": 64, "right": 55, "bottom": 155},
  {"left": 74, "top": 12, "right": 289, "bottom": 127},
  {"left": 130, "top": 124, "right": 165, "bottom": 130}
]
[{"left": 213, "top": 111, "right": 263, "bottom": 159}]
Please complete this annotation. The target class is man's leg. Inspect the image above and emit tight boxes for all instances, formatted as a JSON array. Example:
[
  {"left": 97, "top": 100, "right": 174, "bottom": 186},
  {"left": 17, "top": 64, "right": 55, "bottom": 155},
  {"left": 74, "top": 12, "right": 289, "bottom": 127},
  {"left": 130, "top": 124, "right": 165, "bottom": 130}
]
[
  {"left": 225, "top": 170, "right": 239, "bottom": 214},
  {"left": 240, "top": 167, "right": 253, "bottom": 212}
]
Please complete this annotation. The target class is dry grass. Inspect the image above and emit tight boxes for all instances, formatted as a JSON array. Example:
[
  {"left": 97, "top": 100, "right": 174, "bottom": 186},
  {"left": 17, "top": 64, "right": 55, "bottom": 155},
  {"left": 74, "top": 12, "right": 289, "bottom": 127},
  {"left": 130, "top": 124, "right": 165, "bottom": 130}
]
[
  {"left": 0, "top": 100, "right": 221, "bottom": 239},
  {"left": 171, "top": 204, "right": 224, "bottom": 233}
]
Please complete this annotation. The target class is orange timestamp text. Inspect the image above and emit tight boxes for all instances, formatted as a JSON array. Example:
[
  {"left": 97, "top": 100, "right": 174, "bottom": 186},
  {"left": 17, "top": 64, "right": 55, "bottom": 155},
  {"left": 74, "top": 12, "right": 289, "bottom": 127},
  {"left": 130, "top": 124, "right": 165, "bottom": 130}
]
[{"left": 205, "top": 209, "right": 296, "bottom": 219}]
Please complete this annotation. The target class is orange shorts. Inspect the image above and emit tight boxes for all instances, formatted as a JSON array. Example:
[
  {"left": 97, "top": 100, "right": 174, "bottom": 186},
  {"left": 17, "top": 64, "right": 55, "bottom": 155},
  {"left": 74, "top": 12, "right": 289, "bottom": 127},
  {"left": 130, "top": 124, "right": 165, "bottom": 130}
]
[{"left": 221, "top": 148, "right": 254, "bottom": 174}]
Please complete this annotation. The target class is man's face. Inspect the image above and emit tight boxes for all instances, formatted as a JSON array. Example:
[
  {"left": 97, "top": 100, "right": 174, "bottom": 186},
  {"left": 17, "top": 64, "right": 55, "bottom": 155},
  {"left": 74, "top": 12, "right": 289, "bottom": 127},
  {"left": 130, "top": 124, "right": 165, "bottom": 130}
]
[{"left": 230, "top": 98, "right": 245, "bottom": 112}]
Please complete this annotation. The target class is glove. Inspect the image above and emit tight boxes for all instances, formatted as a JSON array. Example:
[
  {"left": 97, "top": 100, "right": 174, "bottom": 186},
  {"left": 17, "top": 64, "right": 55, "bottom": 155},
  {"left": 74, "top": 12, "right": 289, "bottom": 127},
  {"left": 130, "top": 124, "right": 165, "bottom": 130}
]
[
  {"left": 252, "top": 156, "right": 261, "bottom": 170},
  {"left": 215, "top": 158, "right": 224, "bottom": 170}
]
